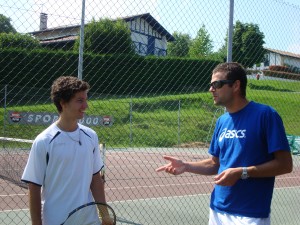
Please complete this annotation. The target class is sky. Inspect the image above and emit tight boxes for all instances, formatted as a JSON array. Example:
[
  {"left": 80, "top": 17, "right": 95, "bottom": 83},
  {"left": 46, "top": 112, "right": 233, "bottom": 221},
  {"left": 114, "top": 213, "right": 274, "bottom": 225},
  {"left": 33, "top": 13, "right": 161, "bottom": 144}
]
[{"left": 1, "top": 0, "right": 300, "bottom": 54}]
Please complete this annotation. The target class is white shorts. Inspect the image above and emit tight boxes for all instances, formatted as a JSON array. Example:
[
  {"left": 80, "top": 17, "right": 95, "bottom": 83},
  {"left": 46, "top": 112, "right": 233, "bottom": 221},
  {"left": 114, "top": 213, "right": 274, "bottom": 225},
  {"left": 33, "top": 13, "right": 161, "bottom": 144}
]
[{"left": 209, "top": 208, "right": 270, "bottom": 225}]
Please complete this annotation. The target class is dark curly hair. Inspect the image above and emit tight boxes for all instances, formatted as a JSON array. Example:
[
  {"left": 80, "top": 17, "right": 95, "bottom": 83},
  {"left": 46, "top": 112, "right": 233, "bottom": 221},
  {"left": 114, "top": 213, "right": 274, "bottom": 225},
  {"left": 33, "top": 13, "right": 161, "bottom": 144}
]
[{"left": 51, "top": 76, "right": 90, "bottom": 113}]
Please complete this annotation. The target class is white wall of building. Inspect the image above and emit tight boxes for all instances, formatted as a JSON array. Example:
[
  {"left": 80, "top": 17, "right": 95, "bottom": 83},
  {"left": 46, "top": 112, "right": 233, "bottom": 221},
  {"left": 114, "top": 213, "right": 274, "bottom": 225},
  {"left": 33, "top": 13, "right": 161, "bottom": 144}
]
[{"left": 34, "top": 14, "right": 170, "bottom": 56}]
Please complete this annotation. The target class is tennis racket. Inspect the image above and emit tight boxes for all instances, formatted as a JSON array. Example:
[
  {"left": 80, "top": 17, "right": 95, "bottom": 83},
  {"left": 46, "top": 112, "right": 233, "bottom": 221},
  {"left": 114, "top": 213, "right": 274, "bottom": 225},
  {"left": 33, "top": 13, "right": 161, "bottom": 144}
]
[{"left": 61, "top": 202, "right": 116, "bottom": 225}]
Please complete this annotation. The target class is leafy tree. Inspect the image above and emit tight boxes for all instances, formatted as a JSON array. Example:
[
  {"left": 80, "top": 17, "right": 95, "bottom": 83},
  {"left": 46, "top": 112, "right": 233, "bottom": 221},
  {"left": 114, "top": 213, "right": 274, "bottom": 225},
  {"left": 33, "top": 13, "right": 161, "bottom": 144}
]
[
  {"left": 0, "top": 14, "right": 17, "bottom": 33},
  {"left": 74, "top": 18, "right": 134, "bottom": 55},
  {"left": 216, "top": 34, "right": 228, "bottom": 62},
  {"left": 232, "top": 21, "right": 265, "bottom": 67},
  {"left": 189, "top": 25, "right": 213, "bottom": 58},
  {"left": 0, "top": 33, "right": 40, "bottom": 49},
  {"left": 167, "top": 32, "right": 191, "bottom": 57},
  {"left": 209, "top": 51, "right": 227, "bottom": 62}
]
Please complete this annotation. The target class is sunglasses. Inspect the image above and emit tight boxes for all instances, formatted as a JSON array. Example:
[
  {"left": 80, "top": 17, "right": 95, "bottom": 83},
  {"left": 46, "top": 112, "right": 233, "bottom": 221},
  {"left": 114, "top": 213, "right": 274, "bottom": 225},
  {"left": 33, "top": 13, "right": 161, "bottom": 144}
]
[{"left": 209, "top": 80, "right": 236, "bottom": 89}]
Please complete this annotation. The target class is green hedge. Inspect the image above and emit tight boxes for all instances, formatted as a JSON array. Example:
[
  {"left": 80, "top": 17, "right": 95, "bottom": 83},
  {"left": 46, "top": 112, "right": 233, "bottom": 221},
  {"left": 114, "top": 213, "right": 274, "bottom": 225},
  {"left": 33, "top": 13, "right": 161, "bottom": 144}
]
[{"left": 0, "top": 49, "right": 220, "bottom": 96}]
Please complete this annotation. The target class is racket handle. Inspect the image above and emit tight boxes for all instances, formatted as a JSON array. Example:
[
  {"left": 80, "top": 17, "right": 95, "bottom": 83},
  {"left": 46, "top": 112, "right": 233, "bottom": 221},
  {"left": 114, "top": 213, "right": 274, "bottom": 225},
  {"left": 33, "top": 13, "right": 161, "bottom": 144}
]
[
  {"left": 99, "top": 143, "right": 106, "bottom": 182},
  {"left": 97, "top": 204, "right": 113, "bottom": 225},
  {"left": 98, "top": 204, "right": 109, "bottom": 216}
]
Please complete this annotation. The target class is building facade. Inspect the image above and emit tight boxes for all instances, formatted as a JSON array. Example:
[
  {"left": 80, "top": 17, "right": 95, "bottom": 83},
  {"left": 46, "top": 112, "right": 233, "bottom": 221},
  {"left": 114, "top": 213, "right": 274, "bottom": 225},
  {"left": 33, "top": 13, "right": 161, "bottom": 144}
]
[
  {"left": 254, "top": 48, "right": 300, "bottom": 70},
  {"left": 30, "top": 13, "right": 175, "bottom": 56}
]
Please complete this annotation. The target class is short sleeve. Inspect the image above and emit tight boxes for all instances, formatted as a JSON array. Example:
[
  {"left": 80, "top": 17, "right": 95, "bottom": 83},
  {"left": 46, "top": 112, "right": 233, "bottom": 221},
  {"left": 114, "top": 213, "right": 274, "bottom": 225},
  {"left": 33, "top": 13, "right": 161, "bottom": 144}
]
[
  {"left": 208, "top": 118, "right": 221, "bottom": 157},
  {"left": 92, "top": 134, "right": 104, "bottom": 174},
  {"left": 264, "top": 109, "right": 290, "bottom": 153},
  {"left": 21, "top": 139, "right": 48, "bottom": 186}
]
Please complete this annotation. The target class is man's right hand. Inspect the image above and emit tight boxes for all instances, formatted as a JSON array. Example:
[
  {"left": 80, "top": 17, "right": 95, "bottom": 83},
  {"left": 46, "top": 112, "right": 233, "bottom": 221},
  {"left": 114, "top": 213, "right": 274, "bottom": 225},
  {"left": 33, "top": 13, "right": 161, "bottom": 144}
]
[{"left": 156, "top": 155, "right": 186, "bottom": 175}]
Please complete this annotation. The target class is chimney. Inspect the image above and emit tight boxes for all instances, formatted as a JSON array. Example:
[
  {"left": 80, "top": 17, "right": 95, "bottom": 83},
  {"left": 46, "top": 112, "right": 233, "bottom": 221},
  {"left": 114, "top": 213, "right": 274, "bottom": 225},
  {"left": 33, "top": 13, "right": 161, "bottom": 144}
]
[{"left": 40, "top": 13, "right": 48, "bottom": 30}]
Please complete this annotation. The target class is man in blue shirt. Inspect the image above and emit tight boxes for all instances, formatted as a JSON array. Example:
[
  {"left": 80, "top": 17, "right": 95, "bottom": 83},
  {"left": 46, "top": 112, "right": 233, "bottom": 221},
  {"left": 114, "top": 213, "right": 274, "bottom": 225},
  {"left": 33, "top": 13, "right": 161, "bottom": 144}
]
[{"left": 156, "top": 62, "right": 293, "bottom": 225}]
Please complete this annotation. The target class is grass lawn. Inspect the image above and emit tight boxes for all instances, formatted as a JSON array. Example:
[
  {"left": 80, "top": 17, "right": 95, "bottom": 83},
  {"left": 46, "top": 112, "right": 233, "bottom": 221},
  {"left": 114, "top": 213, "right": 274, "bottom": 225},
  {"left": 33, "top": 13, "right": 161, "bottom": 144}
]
[{"left": 1, "top": 78, "right": 299, "bottom": 147}]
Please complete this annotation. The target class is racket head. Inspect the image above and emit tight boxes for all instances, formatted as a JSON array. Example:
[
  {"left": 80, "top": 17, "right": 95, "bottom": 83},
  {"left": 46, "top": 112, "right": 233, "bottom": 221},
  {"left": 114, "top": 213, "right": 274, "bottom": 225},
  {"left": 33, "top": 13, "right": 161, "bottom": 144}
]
[{"left": 61, "top": 202, "right": 116, "bottom": 225}]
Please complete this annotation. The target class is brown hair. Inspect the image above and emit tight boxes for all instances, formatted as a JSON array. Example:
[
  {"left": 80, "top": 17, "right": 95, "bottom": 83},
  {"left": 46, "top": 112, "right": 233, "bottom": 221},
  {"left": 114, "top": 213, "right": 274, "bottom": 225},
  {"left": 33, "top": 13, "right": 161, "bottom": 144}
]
[{"left": 51, "top": 76, "right": 90, "bottom": 113}]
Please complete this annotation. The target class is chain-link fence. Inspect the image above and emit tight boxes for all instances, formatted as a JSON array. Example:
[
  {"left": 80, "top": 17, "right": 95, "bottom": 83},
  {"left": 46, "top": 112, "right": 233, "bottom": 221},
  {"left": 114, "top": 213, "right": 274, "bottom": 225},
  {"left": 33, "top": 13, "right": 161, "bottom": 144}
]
[{"left": 1, "top": 0, "right": 300, "bottom": 224}]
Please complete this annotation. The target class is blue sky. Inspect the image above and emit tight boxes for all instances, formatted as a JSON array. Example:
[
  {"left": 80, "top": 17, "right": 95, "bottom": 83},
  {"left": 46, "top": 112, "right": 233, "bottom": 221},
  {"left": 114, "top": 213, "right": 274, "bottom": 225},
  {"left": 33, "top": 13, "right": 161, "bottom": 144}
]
[{"left": 1, "top": 0, "right": 300, "bottom": 53}]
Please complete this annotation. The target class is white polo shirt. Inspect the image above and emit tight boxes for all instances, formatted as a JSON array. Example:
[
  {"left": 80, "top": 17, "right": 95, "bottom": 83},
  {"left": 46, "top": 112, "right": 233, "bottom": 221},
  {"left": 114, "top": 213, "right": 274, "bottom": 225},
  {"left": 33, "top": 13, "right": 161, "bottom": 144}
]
[{"left": 22, "top": 123, "right": 104, "bottom": 225}]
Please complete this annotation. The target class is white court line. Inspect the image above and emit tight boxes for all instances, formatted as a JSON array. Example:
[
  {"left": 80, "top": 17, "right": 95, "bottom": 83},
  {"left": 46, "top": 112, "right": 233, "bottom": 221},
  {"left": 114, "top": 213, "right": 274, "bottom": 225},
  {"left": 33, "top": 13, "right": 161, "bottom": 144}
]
[
  {"left": 2, "top": 178, "right": 298, "bottom": 198},
  {"left": 107, "top": 179, "right": 300, "bottom": 191},
  {"left": 0, "top": 193, "right": 27, "bottom": 197},
  {"left": 0, "top": 208, "right": 29, "bottom": 213},
  {"left": 2, "top": 187, "right": 299, "bottom": 213},
  {"left": 107, "top": 152, "right": 207, "bottom": 165},
  {"left": 276, "top": 175, "right": 300, "bottom": 180},
  {"left": 275, "top": 185, "right": 300, "bottom": 190},
  {"left": 115, "top": 193, "right": 211, "bottom": 204},
  {"left": 108, "top": 181, "right": 214, "bottom": 191},
  {"left": 107, "top": 150, "right": 208, "bottom": 156},
  {"left": 0, "top": 137, "right": 33, "bottom": 143},
  {"left": 115, "top": 185, "right": 300, "bottom": 204}
]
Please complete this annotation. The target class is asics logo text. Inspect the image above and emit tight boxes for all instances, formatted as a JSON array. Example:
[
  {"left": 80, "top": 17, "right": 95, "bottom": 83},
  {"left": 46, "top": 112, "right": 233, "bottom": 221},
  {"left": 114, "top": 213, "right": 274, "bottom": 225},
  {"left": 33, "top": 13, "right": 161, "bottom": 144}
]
[{"left": 219, "top": 128, "right": 246, "bottom": 142}]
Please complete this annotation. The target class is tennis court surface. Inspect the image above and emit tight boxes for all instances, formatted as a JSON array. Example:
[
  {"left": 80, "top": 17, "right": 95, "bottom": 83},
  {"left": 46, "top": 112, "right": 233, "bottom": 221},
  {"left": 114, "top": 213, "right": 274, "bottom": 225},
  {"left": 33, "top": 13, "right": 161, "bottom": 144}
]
[{"left": 1, "top": 146, "right": 300, "bottom": 224}]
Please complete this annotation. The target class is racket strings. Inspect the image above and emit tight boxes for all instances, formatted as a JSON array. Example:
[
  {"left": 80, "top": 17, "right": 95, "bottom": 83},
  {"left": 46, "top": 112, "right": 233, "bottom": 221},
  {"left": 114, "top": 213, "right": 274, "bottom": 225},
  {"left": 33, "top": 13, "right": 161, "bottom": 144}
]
[
  {"left": 62, "top": 205, "right": 100, "bottom": 225},
  {"left": 62, "top": 203, "right": 116, "bottom": 225}
]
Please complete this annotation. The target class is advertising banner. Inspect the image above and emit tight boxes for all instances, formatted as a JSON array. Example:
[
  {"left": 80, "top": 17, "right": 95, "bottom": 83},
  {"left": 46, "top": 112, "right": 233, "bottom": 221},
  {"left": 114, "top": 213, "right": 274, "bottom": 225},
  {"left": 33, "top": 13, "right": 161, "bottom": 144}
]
[{"left": 8, "top": 111, "right": 113, "bottom": 127}]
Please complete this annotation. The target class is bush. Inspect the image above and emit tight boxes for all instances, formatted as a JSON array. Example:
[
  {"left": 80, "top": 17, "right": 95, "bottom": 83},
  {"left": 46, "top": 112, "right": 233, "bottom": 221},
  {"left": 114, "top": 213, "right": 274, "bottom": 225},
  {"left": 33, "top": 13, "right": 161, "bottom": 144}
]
[
  {"left": 262, "top": 70, "right": 300, "bottom": 80},
  {"left": 0, "top": 33, "right": 41, "bottom": 50},
  {"left": 269, "top": 65, "right": 289, "bottom": 72},
  {"left": 285, "top": 64, "right": 300, "bottom": 74},
  {"left": 0, "top": 48, "right": 220, "bottom": 96},
  {"left": 269, "top": 65, "right": 300, "bottom": 74}
]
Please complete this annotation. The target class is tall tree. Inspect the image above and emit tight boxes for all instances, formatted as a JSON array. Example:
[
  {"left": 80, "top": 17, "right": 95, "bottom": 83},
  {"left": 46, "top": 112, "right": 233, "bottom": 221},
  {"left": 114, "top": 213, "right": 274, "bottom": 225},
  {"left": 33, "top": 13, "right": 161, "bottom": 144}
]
[
  {"left": 189, "top": 25, "right": 213, "bottom": 58},
  {"left": 232, "top": 21, "right": 265, "bottom": 67},
  {"left": 167, "top": 32, "right": 191, "bottom": 57},
  {"left": 0, "top": 14, "right": 17, "bottom": 33}
]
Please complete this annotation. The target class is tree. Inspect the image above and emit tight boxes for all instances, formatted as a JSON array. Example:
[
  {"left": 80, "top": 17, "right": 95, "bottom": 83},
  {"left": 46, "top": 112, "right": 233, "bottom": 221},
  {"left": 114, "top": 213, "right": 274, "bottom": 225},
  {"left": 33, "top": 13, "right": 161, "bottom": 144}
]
[
  {"left": 167, "top": 32, "right": 191, "bottom": 57},
  {"left": 232, "top": 21, "right": 265, "bottom": 68},
  {"left": 74, "top": 18, "right": 134, "bottom": 55},
  {"left": 213, "top": 37, "right": 227, "bottom": 62},
  {"left": 189, "top": 25, "right": 213, "bottom": 58},
  {"left": 0, "top": 33, "right": 40, "bottom": 49},
  {"left": 0, "top": 14, "right": 17, "bottom": 33}
]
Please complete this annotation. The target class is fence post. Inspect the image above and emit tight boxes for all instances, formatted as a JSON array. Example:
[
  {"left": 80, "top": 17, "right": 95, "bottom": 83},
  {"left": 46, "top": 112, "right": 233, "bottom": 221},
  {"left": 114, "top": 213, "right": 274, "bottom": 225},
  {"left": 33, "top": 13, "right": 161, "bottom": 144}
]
[
  {"left": 3, "top": 85, "right": 7, "bottom": 138},
  {"left": 178, "top": 99, "right": 181, "bottom": 145},
  {"left": 129, "top": 96, "right": 133, "bottom": 146},
  {"left": 78, "top": 0, "right": 86, "bottom": 80},
  {"left": 227, "top": 0, "right": 234, "bottom": 62}
]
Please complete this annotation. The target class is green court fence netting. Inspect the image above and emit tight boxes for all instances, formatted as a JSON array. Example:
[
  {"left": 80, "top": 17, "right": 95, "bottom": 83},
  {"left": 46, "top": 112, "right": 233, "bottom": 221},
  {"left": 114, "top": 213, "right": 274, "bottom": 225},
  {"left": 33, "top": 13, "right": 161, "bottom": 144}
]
[{"left": 1, "top": 0, "right": 300, "bottom": 224}]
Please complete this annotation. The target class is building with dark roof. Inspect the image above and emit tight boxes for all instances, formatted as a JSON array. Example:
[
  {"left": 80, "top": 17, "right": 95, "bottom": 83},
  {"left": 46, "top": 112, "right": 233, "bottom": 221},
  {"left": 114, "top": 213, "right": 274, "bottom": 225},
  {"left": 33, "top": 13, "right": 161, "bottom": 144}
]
[{"left": 30, "top": 13, "right": 175, "bottom": 56}]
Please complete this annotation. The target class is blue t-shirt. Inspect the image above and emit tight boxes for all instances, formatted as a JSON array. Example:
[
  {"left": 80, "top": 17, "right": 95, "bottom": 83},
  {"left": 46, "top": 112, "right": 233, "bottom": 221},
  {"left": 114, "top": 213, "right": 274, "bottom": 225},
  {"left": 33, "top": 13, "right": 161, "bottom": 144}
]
[{"left": 209, "top": 101, "right": 290, "bottom": 218}]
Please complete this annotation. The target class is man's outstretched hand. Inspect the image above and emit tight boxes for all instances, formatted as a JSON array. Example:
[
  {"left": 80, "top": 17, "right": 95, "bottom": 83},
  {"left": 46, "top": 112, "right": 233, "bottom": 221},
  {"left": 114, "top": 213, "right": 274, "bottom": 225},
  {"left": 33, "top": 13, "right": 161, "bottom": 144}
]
[{"left": 156, "top": 156, "right": 186, "bottom": 175}]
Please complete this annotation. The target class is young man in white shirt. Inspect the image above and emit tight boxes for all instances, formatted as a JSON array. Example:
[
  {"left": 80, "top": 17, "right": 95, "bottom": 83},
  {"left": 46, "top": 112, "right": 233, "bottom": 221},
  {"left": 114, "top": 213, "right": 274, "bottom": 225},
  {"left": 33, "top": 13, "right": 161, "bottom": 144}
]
[{"left": 22, "top": 76, "right": 113, "bottom": 225}]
